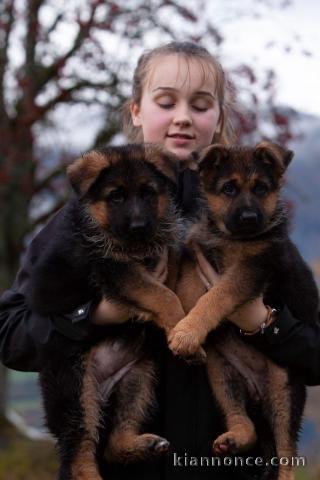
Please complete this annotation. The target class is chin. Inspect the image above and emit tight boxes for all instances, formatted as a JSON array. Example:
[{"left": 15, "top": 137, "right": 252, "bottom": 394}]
[{"left": 170, "top": 147, "right": 192, "bottom": 161}]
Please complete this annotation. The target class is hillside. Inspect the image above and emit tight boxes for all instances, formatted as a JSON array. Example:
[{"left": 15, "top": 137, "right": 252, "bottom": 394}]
[{"left": 285, "top": 110, "right": 320, "bottom": 281}]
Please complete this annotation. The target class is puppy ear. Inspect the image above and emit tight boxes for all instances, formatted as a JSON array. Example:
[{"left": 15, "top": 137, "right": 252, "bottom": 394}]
[
  {"left": 254, "top": 142, "right": 294, "bottom": 174},
  {"left": 198, "top": 144, "right": 229, "bottom": 174},
  {"left": 67, "top": 150, "right": 112, "bottom": 196},
  {"left": 144, "top": 144, "right": 179, "bottom": 184}
]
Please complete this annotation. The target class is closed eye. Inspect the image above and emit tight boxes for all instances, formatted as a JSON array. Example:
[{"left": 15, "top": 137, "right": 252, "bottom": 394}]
[
  {"left": 158, "top": 102, "right": 174, "bottom": 109},
  {"left": 192, "top": 105, "right": 208, "bottom": 112}
]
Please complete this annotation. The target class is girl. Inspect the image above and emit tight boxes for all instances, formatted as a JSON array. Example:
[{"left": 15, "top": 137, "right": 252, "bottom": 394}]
[{"left": 1, "top": 42, "right": 319, "bottom": 480}]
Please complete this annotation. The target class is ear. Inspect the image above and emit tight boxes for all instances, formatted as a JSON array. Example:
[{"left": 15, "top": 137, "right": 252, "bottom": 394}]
[
  {"left": 130, "top": 102, "right": 142, "bottom": 127},
  {"left": 254, "top": 142, "right": 294, "bottom": 174},
  {"left": 198, "top": 144, "right": 229, "bottom": 174},
  {"left": 144, "top": 144, "right": 179, "bottom": 185},
  {"left": 67, "top": 150, "right": 112, "bottom": 196}
]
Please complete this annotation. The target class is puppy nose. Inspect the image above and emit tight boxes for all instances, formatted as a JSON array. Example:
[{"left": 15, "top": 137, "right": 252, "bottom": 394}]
[
  {"left": 129, "top": 219, "right": 148, "bottom": 233},
  {"left": 239, "top": 211, "right": 258, "bottom": 223}
]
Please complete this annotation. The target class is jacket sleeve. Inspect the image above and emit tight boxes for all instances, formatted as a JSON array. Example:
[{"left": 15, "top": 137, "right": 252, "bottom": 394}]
[
  {"left": 0, "top": 207, "right": 98, "bottom": 372},
  {"left": 245, "top": 304, "right": 320, "bottom": 386}
]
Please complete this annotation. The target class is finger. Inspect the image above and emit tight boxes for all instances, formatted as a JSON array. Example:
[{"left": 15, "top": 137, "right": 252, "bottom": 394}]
[
  {"left": 92, "top": 299, "right": 132, "bottom": 325},
  {"left": 158, "top": 265, "right": 168, "bottom": 284},
  {"left": 195, "top": 264, "right": 212, "bottom": 290},
  {"left": 153, "top": 248, "right": 168, "bottom": 279},
  {"left": 193, "top": 244, "right": 220, "bottom": 285}
]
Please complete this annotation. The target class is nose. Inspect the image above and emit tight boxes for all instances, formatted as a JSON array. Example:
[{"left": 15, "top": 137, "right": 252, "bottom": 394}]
[
  {"left": 239, "top": 210, "right": 258, "bottom": 224},
  {"left": 173, "top": 103, "right": 192, "bottom": 127},
  {"left": 129, "top": 219, "right": 148, "bottom": 235}
]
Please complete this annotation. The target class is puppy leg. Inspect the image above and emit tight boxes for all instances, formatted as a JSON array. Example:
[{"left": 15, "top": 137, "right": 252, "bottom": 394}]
[
  {"left": 122, "top": 269, "right": 207, "bottom": 361},
  {"left": 206, "top": 345, "right": 257, "bottom": 455},
  {"left": 122, "top": 268, "right": 186, "bottom": 332},
  {"left": 168, "top": 262, "right": 265, "bottom": 357},
  {"left": 40, "top": 349, "right": 103, "bottom": 480},
  {"left": 106, "top": 358, "right": 170, "bottom": 462},
  {"left": 69, "top": 349, "right": 104, "bottom": 480},
  {"left": 262, "top": 362, "right": 300, "bottom": 480}
]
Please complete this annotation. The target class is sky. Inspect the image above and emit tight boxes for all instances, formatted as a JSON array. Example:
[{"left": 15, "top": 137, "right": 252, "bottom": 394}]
[{"left": 207, "top": 0, "right": 320, "bottom": 116}]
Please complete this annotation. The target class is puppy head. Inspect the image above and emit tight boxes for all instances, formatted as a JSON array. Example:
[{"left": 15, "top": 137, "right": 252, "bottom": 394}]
[
  {"left": 67, "top": 144, "right": 178, "bottom": 195},
  {"left": 198, "top": 142, "right": 293, "bottom": 238},
  {"left": 67, "top": 144, "right": 179, "bottom": 248}
]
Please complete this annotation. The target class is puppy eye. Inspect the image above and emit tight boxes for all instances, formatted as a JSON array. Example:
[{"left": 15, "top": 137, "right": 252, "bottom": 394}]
[
  {"left": 222, "top": 182, "right": 238, "bottom": 197},
  {"left": 107, "top": 188, "right": 125, "bottom": 203},
  {"left": 140, "top": 185, "right": 157, "bottom": 198},
  {"left": 253, "top": 182, "right": 268, "bottom": 196}
]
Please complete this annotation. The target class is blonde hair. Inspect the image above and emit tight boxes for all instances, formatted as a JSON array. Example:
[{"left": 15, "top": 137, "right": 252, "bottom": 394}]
[{"left": 122, "top": 41, "right": 235, "bottom": 146}]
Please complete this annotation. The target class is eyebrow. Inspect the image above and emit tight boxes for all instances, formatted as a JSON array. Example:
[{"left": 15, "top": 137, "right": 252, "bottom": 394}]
[{"left": 152, "top": 86, "right": 215, "bottom": 99}]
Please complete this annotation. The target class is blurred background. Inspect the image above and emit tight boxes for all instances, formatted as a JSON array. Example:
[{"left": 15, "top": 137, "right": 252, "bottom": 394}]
[{"left": 0, "top": 0, "right": 319, "bottom": 478}]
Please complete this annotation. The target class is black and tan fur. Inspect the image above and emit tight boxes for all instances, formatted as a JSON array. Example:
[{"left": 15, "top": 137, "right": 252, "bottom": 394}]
[
  {"left": 27, "top": 144, "right": 186, "bottom": 480},
  {"left": 170, "top": 142, "right": 319, "bottom": 480}
]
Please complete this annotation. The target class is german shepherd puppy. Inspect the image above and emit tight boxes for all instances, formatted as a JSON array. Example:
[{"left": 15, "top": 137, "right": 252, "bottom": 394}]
[
  {"left": 169, "top": 142, "right": 319, "bottom": 480},
  {"left": 27, "top": 144, "right": 186, "bottom": 480}
]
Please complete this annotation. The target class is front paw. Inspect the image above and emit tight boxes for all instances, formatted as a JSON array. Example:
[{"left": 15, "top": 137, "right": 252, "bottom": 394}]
[{"left": 168, "top": 321, "right": 204, "bottom": 358}]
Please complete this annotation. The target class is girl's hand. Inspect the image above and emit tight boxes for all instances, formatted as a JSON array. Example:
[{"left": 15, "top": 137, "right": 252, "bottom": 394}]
[
  {"left": 193, "top": 243, "right": 269, "bottom": 332},
  {"left": 91, "top": 249, "right": 169, "bottom": 325},
  {"left": 193, "top": 243, "right": 221, "bottom": 290},
  {"left": 228, "top": 296, "right": 269, "bottom": 333}
]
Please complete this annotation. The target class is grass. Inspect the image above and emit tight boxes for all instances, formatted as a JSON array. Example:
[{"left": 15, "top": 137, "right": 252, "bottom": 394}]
[{"left": 0, "top": 416, "right": 58, "bottom": 480}]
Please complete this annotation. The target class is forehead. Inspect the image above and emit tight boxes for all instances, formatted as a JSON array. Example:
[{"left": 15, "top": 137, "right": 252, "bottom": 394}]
[
  {"left": 146, "top": 54, "right": 217, "bottom": 95},
  {"left": 207, "top": 150, "right": 276, "bottom": 187},
  {"left": 101, "top": 161, "right": 158, "bottom": 186}
]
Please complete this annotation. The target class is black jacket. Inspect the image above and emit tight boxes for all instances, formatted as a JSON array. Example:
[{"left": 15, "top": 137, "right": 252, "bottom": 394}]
[{"left": 1, "top": 170, "right": 320, "bottom": 480}]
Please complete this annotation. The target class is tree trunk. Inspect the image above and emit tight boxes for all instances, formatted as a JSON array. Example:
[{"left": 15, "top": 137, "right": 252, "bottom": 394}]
[{"left": 0, "top": 126, "right": 35, "bottom": 422}]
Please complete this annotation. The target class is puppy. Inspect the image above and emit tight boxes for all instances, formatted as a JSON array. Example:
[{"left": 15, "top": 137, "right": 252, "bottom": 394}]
[
  {"left": 170, "top": 142, "right": 319, "bottom": 480},
  {"left": 27, "top": 144, "right": 186, "bottom": 480}
]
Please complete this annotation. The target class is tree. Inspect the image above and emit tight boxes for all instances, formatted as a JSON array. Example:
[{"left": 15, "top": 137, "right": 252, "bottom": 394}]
[{"left": 0, "top": 0, "right": 297, "bottom": 420}]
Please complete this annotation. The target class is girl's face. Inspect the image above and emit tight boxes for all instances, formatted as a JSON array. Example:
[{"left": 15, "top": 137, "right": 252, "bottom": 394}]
[{"left": 131, "top": 54, "right": 221, "bottom": 161}]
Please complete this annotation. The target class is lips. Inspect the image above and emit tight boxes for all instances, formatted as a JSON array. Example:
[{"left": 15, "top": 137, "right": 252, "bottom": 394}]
[{"left": 167, "top": 133, "right": 195, "bottom": 140}]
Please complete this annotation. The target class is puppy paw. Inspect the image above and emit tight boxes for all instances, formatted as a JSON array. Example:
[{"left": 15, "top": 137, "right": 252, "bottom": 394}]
[
  {"left": 168, "top": 323, "right": 203, "bottom": 357},
  {"left": 212, "top": 432, "right": 238, "bottom": 456},
  {"left": 184, "top": 346, "right": 207, "bottom": 364}
]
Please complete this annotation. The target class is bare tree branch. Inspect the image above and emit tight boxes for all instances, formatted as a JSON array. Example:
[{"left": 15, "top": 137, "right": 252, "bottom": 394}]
[
  {"left": 34, "top": 1, "right": 101, "bottom": 95},
  {"left": 34, "top": 164, "right": 65, "bottom": 194},
  {"left": 33, "top": 76, "right": 119, "bottom": 122},
  {"left": 45, "top": 11, "right": 64, "bottom": 37},
  {"left": 18, "top": 0, "right": 44, "bottom": 126}
]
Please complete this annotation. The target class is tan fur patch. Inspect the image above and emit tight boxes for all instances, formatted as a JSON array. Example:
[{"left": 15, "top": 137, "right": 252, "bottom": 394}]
[
  {"left": 207, "top": 346, "right": 257, "bottom": 453},
  {"left": 67, "top": 150, "right": 119, "bottom": 195},
  {"left": 106, "top": 359, "right": 162, "bottom": 462},
  {"left": 261, "top": 191, "right": 279, "bottom": 218},
  {"left": 121, "top": 267, "right": 185, "bottom": 331},
  {"left": 266, "top": 362, "right": 295, "bottom": 478},
  {"left": 206, "top": 194, "right": 231, "bottom": 234},
  {"left": 88, "top": 201, "right": 109, "bottom": 229},
  {"left": 157, "top": 194, "right": 168, "bottom": 218},
  {"left": 176, "top": 258, "right": 206, "bottom": 313},
  {"left": 71, "top": 348, "right": 102, "bottom": 479}
]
